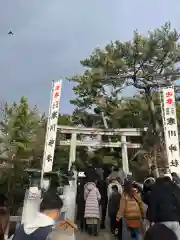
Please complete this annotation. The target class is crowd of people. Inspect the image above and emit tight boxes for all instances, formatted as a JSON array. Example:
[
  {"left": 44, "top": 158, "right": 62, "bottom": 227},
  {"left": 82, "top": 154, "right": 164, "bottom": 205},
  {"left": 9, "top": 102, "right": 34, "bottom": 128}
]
[
  {"left": 0, "top": 165, "right": 180, "bottom": 240},
  {"left": 76, "top": 165, "right": 180, "bottom": 240}
]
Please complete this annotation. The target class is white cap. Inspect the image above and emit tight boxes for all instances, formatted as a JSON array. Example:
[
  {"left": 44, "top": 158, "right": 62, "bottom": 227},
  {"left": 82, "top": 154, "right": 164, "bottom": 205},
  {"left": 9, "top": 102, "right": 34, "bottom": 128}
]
[
  {"left": 78, "top": 172, "right": 85, "bottom": 177},
  {"left": 143, "top": 177, "right": 155, "bottom": 184}
]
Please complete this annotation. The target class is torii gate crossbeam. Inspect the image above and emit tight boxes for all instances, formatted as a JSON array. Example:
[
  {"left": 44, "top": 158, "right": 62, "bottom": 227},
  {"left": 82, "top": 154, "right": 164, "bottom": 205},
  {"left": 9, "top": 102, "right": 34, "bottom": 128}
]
[{"left": 57, "top": 125, "right": 147, "bottom": 174}]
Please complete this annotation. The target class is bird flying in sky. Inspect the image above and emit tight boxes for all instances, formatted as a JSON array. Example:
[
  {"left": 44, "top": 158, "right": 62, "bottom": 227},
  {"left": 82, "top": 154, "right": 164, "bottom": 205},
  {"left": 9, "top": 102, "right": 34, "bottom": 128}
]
[{"left": 8, "top": 31, "right": 13, "bottom": 35}]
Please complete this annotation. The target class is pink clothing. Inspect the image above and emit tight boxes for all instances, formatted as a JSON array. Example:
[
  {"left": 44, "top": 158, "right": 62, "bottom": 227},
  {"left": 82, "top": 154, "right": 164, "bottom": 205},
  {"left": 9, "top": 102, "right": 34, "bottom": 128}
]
[{"left": 84, "top": 182, "right": 101, "bottom": 219}]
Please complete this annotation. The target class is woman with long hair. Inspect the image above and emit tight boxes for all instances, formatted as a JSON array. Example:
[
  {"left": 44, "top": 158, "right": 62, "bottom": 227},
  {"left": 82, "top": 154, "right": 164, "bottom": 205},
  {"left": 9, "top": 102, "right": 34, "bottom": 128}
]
[{"left": 116, "top": 181, "right": 145, "bottom": 240}]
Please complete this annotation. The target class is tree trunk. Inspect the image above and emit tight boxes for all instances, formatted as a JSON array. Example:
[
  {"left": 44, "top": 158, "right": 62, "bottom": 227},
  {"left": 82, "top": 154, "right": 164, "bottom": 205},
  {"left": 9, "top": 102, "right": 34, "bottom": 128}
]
[
  {"left": 145, "top": 89, "right": 160, "bottom": 135},
  {"left": 151, "top": 148, "right": 159, "bottom": 178},
  {"left": 145, "top": 89, "right": 160, "bottom": 176}
]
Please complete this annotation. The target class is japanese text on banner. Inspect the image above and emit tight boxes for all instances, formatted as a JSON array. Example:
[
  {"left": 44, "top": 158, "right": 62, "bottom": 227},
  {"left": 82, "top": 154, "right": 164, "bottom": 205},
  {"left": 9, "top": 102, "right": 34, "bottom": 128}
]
[
  {"left": 43, "top": 80, "right": 62, "bottom": 173},
  {"left": 162, "top": 86, "right": 180, "bottom": 173}
]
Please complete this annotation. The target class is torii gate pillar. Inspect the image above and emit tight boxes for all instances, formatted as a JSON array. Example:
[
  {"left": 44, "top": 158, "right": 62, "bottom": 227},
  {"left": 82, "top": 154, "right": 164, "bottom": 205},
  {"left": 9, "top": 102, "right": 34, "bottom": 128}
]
[
  {"left": 65, "top": 133, "right": 77, "bottom": 222},
  {"left": 68, "top": 133, "right": 77, "bottom": 170},
  {"left": 121, "top": 135, "right": 129, "bottom": 174}
]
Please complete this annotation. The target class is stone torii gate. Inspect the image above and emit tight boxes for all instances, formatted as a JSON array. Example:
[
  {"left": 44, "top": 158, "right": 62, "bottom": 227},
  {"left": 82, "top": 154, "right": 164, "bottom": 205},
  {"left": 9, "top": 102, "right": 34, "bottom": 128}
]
[{"left": 57, "top": 125, "right": 147, "bottom": 174}]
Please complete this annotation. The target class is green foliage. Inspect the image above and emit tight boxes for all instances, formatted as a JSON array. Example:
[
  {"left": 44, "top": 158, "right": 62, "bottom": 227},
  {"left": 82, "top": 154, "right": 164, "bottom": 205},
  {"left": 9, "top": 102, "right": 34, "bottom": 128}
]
[
  {"left": 0, "top": 100, "right": 74, "bottom": 210},
  {"left": 0, "top": 97, "right": 44, "bottom": 161},
  {"left": 0, "top": 97, "right": 45, "bottom": 209},
  {"left": 58, "top": 114, "right": 72, "bottom": 125},
  {"left": 176, "top": 103, "right": 180, "bottom": 124},
  {"left": 76, "top": 22, "right": 180, "bottom": 91},
  {"left": 0, "top": 22, "right": 179, "bottom": 200},
  {"left": 70, "top": 22, "right": 180, "bottom": 120},
  {"left": 53, "top": 114, "right": 73, "bottom": 172},
  {"left": 109, "top": 95, "right": 149, "bottom": 128},
  {"left": 69, "top": 22, "right": 180, "bottom": 175}
]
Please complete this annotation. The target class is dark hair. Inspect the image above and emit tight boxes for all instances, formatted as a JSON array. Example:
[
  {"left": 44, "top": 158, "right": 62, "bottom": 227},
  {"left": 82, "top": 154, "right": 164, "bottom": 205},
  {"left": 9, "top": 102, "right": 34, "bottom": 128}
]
[
  {"left": 0, "top": 195, "right": 7, "bottom": 206},
  {"left": 111, "top": 185, "right": 118, "bottom": 191},
  {"left": 124, "top": 180, "right": 134, "bottom": 198},
  {"left": 171, "top": 172, "right": 177, "bottom": 177},
  {"left": 113, "top": 167, "right": 119, "bottom": 172},
  {"left": 143, "top": 177, "right": 155, "bottom": 192},
  {"left": 144, "top": 223, "right": 178, "bottom": 240},
  {"left": 171, "top": 172, "right": 180, "bottom": 184},
  {"left": 156, "top": 177, "right": 172, "bottom": 185},
  {"left": 40, "top": 192, "right": 63, "bottom": 212},
  {"left": 133, "top": 182, "right": 142, "bottom": 193}
]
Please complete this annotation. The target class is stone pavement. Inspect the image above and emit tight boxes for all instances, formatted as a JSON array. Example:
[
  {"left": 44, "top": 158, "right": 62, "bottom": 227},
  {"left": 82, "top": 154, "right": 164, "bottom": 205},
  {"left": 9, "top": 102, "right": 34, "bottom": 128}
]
[{"left": 76, "top": 230, "right": 113, "bottom": 240}]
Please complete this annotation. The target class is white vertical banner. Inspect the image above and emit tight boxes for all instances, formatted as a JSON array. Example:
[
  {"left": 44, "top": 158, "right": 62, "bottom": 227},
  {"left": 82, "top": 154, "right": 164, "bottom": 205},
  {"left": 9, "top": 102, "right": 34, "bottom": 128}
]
[
  {"left": 161, "top": 86, "right": 180, "bottom": 174},
  {"left": 42, "top": 80, "right": 62, "bottom": 173}
]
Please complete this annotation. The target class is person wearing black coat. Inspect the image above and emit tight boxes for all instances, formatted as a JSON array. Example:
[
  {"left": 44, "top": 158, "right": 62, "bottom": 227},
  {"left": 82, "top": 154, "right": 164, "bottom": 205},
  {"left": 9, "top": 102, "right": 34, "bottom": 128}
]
[
  {"left": 147, "top": 177, "right": 180, "bottom": 240},
  {"left": 172, "top": 172, "right": 180, "bottom": 187},
  {"left": 84, "top": 164, "right": 99, "bottom": 182},
  {"left": 108, "top": 185, "right": 121, "bottom": 234},
  {"left": 96, "top": 179, "right": 108, "bottom": 229},
  {"left": 144, "top": 223, "right": 178, "bottom": 240},
  {"left": 142, "top": 177, "right": 155, "bottom": 205},
  {"left": 76, "top": 178, "right": 86, "bottom": 231},
  {"left": 141, "top": 177, "right": 155, "bottom": 221}
]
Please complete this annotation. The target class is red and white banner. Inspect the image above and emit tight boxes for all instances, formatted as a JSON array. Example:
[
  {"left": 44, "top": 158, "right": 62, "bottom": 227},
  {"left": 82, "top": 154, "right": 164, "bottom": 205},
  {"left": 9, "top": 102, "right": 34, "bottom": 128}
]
[
  {"left": 161, "top": 86, "right": 180, "bottom": 174},
  {"left": 42, "top": 80, "right": 62, "bottom": 173}
]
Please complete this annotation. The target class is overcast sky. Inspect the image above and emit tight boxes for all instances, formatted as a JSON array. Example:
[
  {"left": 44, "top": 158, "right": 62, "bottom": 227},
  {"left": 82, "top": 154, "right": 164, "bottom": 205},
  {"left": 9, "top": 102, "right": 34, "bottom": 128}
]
[{"left": 0, "top": 0, "right": 180, "bottom": 114}]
